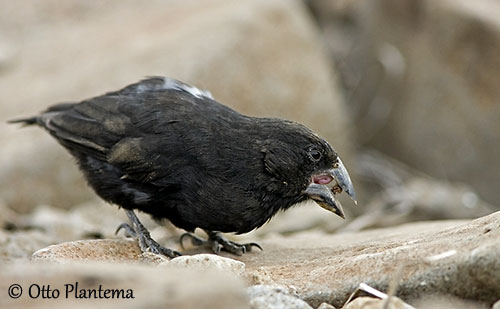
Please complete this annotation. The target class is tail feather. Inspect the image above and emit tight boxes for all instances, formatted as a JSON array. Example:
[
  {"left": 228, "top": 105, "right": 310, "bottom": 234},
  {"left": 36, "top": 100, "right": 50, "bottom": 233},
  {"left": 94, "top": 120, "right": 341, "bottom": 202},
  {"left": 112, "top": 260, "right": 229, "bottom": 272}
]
[
  {"left": 7, "top": 116, "right": 38, "bottom": 126},
  {"left": 8, "top": 103, "right": 76, "bottom": 127}
]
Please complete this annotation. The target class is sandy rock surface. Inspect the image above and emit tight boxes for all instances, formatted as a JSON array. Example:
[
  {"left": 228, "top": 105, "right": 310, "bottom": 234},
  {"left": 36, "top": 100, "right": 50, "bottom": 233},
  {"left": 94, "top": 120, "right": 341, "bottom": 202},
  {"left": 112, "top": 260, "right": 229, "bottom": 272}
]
[
  {"left": 9, "top": 211, "right": 499, "bottom": 308},
  {"left": 31, "top": 239, "right": 142, "bottom": 263},
  {"left": 241, "top": 213, "right": 500, "bottom": 307},
  {"left": 343, "top": 297, "right": 409, "bottom": 309}
]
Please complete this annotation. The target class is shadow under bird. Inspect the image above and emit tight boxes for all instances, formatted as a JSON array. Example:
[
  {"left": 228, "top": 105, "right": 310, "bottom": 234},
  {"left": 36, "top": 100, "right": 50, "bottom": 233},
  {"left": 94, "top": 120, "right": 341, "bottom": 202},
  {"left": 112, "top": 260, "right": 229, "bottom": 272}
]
[{"left": 9, "top": 77, "right": 356, "bottom": 257}]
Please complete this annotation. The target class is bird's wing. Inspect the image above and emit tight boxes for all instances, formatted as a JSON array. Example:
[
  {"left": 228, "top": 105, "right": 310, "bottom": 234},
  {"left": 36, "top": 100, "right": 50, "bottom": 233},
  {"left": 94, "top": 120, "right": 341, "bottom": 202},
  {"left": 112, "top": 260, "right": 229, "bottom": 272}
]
[
  {"left": 37, "top": 94, "right": 187, "bottom": 184},
  {"left": 37, "top": 96, "right": 131, "bottom": 159},
  {"left": 106, "top": 135, "right": 189, "bottom": 184},
  {"left": 34, "top": 77, "right": 237, "bottom": 185}
]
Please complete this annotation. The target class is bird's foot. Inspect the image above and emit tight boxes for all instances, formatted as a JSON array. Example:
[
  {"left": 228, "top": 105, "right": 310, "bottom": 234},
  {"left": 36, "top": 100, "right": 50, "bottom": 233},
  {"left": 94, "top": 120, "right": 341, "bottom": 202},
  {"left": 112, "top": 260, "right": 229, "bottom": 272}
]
[
  {"left": 180, "top": 230, "right": 262, "bottom": 255},
  {"left": 116, "top": 210, "right": 182, "bottom": 258}
]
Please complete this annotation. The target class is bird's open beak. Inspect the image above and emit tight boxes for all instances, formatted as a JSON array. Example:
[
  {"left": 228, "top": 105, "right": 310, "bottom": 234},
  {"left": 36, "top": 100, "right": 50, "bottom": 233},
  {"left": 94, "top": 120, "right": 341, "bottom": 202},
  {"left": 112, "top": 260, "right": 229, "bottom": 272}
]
[{"left": 304, "top": 158, "right": 357, "bottom": 219}]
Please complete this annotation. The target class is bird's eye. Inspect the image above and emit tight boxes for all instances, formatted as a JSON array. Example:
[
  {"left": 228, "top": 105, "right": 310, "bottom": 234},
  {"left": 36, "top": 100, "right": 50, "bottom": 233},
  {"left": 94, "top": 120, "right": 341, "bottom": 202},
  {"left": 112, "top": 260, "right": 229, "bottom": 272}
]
[{"left": 308, "top": 149, "right": 322, "bottom": 162}]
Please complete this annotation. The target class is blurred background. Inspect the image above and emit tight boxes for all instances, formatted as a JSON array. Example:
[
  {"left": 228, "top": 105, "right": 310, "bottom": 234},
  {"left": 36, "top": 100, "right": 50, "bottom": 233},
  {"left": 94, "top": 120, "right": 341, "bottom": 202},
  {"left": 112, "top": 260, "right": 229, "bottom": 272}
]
[{"left": 1, "top": 0, "right": 499, "bottom": 258}]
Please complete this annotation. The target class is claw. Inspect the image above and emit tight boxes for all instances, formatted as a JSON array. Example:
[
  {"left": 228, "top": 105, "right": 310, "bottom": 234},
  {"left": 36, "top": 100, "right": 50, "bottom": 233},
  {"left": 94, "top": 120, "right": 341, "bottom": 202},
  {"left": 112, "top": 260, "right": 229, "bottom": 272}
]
[
  {"left": 180, "top": 232, "right": 206, "bottom": 250},
  {"left": 246, "top": 242, "right": 263, "bottom": 252},
  {"left": 212, "top": 242, "right": 223, "bottom": 254},
  {"left": 115, "top": 223, "right": 136, "bottom": 237}
]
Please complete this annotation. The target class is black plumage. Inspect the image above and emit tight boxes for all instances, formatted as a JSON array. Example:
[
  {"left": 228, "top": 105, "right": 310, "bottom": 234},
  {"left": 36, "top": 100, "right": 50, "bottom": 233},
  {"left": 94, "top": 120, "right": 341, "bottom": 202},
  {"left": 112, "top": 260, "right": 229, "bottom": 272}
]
[{"left": 10, "top": 77, "right": 356, "bottom": 257}]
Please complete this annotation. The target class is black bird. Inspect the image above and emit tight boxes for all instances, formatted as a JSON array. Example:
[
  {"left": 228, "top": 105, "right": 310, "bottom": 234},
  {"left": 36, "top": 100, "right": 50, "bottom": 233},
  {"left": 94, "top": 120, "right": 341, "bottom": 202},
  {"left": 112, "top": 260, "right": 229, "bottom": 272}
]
[{"left": 9, "top": 77, "right": 356, "bottom": 257}]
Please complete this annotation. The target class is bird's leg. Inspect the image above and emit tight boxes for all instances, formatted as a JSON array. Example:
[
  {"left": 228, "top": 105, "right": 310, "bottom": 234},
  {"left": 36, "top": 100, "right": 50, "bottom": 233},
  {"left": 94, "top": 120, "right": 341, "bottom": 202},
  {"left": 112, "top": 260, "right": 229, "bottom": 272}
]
[
  {"left": 180, "top": 230, "right": 262, "bottom": 255},
  {"left": 116, "top": 209, "right": 182, "bottom": 258}
]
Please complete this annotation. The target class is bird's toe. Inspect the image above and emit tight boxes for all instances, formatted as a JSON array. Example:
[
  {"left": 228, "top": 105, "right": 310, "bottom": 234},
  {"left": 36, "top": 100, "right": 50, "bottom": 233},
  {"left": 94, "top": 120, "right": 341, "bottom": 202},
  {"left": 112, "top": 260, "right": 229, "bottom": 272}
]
[
  {"left": 180, "top": 232, "right": 207, "bottom": 249},
  {"left": 207, "top": 231, "right": 262, "bottom": 255},
  {"left": 115, "top": 222, "right": 137, "bottom": 238},
  {"left": 211, "top": 241, "right": 224, "bottom": 255},
  {"left": 243, "top": 242, "right": 263, "bottom": 252}
]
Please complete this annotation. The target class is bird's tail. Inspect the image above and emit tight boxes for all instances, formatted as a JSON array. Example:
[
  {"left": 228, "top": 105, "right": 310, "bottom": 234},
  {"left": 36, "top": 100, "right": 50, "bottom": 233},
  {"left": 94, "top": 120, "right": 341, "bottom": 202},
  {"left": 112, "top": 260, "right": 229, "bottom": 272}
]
[
  {"left": 7, "top": 102, "right": 76, "bottom": 127},
  {"left": 7, "top": 116, "right": 39, "bottom": 126}
]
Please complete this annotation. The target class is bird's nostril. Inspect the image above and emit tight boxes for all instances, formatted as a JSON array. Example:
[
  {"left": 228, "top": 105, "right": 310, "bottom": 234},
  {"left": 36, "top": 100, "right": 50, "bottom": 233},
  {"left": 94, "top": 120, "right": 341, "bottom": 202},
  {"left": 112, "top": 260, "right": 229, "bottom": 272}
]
[
  {"left": 313, "top": 174, "right": 333, "bottom": 185},
  {"left": 332, "top": 185, "right": 342, "bottom": 194}
]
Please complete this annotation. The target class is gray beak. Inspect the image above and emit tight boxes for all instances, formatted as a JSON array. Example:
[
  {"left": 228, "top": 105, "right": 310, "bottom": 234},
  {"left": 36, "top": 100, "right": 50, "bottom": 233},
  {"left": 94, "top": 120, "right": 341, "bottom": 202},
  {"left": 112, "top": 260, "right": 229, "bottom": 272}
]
[
  {"left": 332, "top": 158, "right": 357, "bottom": 203},
  {"left": 304, "top": 158, "right": 357, "bottom": 219}
]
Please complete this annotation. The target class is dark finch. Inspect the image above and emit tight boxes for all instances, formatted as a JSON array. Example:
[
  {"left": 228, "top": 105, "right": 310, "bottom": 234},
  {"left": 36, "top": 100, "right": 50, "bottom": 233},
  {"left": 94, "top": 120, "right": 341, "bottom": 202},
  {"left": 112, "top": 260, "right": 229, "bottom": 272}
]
[{"left": 9, "top": 77, "right": 356, "bottom": 257}]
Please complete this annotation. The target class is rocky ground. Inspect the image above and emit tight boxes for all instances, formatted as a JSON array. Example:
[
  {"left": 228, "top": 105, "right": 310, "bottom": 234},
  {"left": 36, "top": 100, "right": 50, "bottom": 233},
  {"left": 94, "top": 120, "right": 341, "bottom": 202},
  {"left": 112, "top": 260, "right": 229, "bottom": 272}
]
[
  {"left": 2, "top": 201, "right": 500, "bottom": 308},
  {"left": 1, "top": 0, "right": 500, "bottom": 308}
]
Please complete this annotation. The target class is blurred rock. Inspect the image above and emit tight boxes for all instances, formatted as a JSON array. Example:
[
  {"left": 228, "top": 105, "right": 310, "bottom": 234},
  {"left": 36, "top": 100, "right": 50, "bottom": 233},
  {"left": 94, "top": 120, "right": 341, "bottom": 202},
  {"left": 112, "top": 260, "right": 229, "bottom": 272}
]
[
  {"left": 244, "top": 201, "right": 346, "bottom": 239},
  {"left": 21, "top": 201, "right": 133, "bottom": 241},
  {"left": 1, "top": 200, "right": 185, "bottom": 262},
  {"left": 0, "top": 261, "right": 249, "bottom": 309},
  {"left": 170, "top": 254, "right": 246, "bottom": 277},
  {"left": 493, "top": 299, "right": 500, "bottom": 309},
  {"left": 247, "top": 285, "right": 312, "bottom": 309},
  {"left": 340, "top": 150, "right": 495, "bottom": 232},
  {"left": 0, "top": 229, "right": 55, "bottom": 262},
  {"left": 240, "top": 212, "right": 500, "bottom": 308},
  {"left": 317, "top": 303, "right": 337, "bottom": 309},
  {"left": 1, "top": 0, "right": 352, "bottom": 213},
  {"left": 413, "top": 295, "right": 488, "bottom": 309},
  {"left": 341, "top": 177, "right": 493, "bottom": 232},
  {"left": 308, "top": 0, "right": 500, "bottom": 206},
  {"left": 0, "top": 199, "right": 19, "bottom": 229},
  {"left": 344, "top": 297, "right": 410, "bottom": 309}
]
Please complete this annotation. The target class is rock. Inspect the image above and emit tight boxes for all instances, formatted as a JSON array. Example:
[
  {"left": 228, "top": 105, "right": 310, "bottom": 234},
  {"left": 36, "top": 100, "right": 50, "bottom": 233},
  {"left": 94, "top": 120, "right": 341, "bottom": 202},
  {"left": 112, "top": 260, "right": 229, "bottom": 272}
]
[
  {"left": 31, "top": 239, "right": 142, "bottom": 263},
  {"left": 139, "top": 252, "right": 170, "bottom": 265},
  {"left": 169, "top": 254, "right": 246, "bottom": 277},
  {"left": 340, "top": 150, "right": 495, "bottom": 232},
  {"left": 413, "top": 295, "right": 488, "bottom": 309},
  {"left": 493, "top": 299, "right": 500, "bottom": 309},
  {"left": 239, "top": 212, "right": 500, "bottom": 308},
  {"left": 0, "top": 261, "right": 249, "bottom": 309},
  {"left": 1, "top": 0, "right": 351, "bottom": 212},
  {"left": 247, "top": 285, "right": 313, "bottom": 309},
  {"left": 344, "top": 297, "right": 409, "bottom": 309},
  {"left": 20, "top": 202, "right": 123, "bottom": 242},
  {"left": 317, "top": 303, "right": 337, "bottom": 309},
  {"left": 0, "top": 199, "right": 19, "bottom": 229},
  {"left": 16, "top": 211, "right": 500, "bottom": 307},
  {"left": 8, "top": 212, "right": 500, "bottom": 307},
  {"left": 20, "top": 201, "right": 160, "bottom": 241},
  {"left": 311, "top": 0, "right": 500, "bottom": 205},
  {"left": 30, "top": 239, "right": 246, "bottom": 278},
  {"left": 0, "top": 229, "right": 57, "bottom": 262},
  {"left": 1, "top": 200, "right": 184, "bottom": 262}
]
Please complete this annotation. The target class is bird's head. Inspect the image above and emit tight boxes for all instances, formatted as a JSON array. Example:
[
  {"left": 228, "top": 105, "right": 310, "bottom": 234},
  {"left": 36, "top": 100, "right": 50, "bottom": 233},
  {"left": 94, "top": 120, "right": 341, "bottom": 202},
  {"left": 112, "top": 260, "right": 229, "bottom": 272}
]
[{"left": 261, "top": 120, "right": 356, "bottom": 219}]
